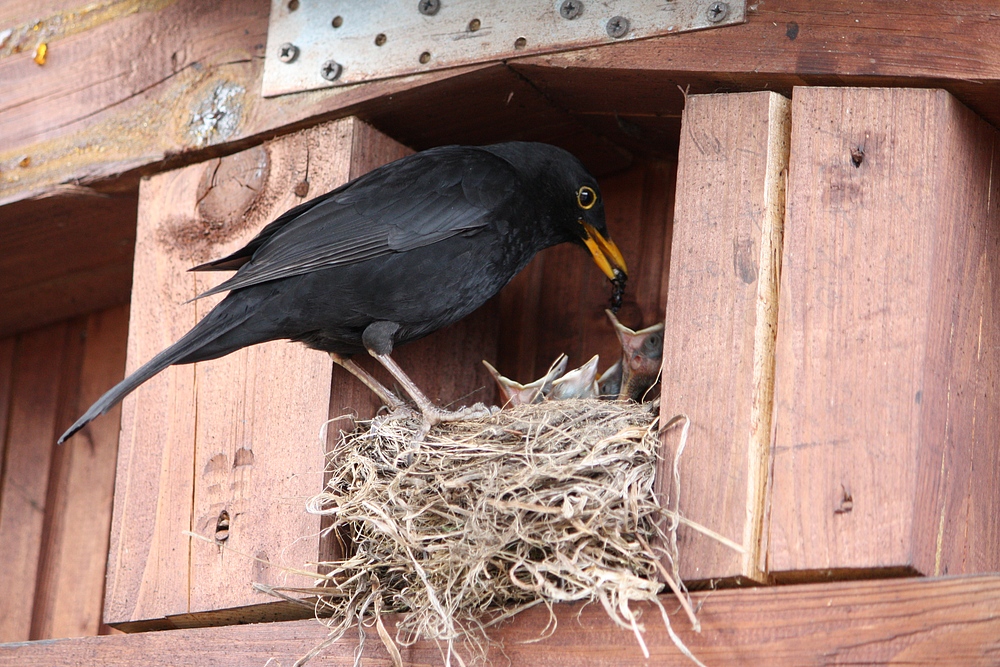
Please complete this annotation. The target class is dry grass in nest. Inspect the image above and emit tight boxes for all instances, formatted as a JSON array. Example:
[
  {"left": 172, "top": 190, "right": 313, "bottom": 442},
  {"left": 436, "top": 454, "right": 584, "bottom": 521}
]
[{"left": 262, "top": 399, "right": 708, "bottom": 667}]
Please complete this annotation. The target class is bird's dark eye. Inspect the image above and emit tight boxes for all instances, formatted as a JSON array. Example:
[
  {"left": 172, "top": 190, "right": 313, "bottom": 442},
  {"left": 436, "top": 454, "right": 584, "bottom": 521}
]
[{"left": 576, "top": 186, "right": 597, "bottom": 210}]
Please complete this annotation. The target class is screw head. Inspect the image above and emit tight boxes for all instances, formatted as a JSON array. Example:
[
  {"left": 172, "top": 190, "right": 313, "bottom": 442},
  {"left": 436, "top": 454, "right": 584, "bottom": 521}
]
[
  {"left": 277, "top": 42, "right": 298, "bottom": 63},
  {"left": 706, "top": 1, "right": 729, "bottom": 23},
  {"left": 606, "top": 15, "right": 630, "bottom": 38},
  {"left": 418, "top": 0, "right": 440, "bottom": 16},
  {"left": 559, "top": 0, "right": 583, "bottom": 20},
  {"left": 320, "top": 59, "right": 343, "bottom": 81}
]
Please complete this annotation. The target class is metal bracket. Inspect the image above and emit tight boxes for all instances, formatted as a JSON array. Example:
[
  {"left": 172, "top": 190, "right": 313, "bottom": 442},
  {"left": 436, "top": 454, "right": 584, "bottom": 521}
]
[{"left": 262, "top": 0, "right": 745, "bottom": 97}]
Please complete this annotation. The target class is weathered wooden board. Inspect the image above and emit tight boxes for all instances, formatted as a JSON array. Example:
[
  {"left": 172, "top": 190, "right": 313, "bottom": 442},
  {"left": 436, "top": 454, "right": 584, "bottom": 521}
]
[
  {"left": 769, "top": 87, "right": 1000, "bottom": 579},
  {"left": 3, "top": 0, "right": 1000, "bottom": 205},
  {"left": 659, "top": 92, "right": 790, "bottom": 583},
  {"left": 0, "top": 337, "right": 14, "bottom": 489},
  {"left": 0, "top": 188, "right": 137, "bottom": 339},
  {"left": 0, "top": 322, "right": 67, "bottom": 642},
  {"left": 105, "top": 118, "right": 350, "bottom": 626},
  {"left": 4, "top": 575, "right": 1000, "bottom": 666},
  {"left": 31, "top": 306, "right": 129, "bottom": 639},
  {"left": 0, "top": 305, "right": 129, "bottom": 642}
]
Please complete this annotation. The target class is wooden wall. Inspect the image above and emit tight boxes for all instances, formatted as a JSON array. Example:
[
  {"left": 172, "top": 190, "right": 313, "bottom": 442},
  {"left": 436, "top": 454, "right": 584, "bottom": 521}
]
[{"left": 0, "top": 304, "right": 128, "bottom": 642}]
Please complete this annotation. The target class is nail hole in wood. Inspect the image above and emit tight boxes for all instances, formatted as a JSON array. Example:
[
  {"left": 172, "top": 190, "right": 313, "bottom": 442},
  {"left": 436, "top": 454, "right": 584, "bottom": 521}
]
[
  {"left": 850, "top": 146, "right": 865, "bottom": 168},
  {"left": 215, "top": 510, "right": 231, "bottom": 541},
  {"left": 834, "top": 486, "right": 853, "bottom": 514}
]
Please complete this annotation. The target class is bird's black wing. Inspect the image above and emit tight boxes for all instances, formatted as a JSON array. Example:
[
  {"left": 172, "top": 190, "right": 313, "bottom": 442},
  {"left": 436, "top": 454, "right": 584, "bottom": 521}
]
[
  {"left": 194, "top": 146, "right": 519, "bottom": 299},
  {"left": 190, "top": 183, "right": 352, "bottom": 272}
]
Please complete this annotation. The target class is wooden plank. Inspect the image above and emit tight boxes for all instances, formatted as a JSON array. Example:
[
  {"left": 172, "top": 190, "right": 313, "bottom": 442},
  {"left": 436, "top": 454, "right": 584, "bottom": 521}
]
[
  {"left": 5, "top": 0, "right": 1000, "bottom": 208},
  {"left": 31, "top": 305, "right": 129, "bottom": 639},
  {"left": 770, "top": 87, "right": 1000, "bottom": 578},
  {"left": 183, "top": 122, "right": 360, "bottom": 617},
  {"left": 658, "top": 92, "right": 790, "bottom": 583},
  {"left": 0, "top": 188, "right": 137, "bottom": 338},
  {"left": 0, "top": 322, "right": 67, "bottom": 641},
  {"left": 105, "top": 117, "right": 432, "bottom": 628},
  {"left": 496, "top": 159, "right": 676, "bottom": 384},
  {"left": 29, "top": 314, "right": 89, "bottom": 640},
  {"left": 912, "top": 99, "right": 1000, "bottom": 578},
  {"left": 0, "top": 336, "right": 14, "bottom": 489},
  {"left": 3, "top": 574, "right": 1000, "bottom": 665},
  {"left": 511, "top": 0, "right": 1000, "bottom": 119}
]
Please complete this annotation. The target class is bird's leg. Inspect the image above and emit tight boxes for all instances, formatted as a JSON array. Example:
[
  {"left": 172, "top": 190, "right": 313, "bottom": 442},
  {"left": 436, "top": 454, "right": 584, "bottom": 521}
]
[
  {"left": 372, "top": 352, "right": 492, "bottom": 427},
  {"left": 328, "top": 352, "right": 407, "bottom": 411}
]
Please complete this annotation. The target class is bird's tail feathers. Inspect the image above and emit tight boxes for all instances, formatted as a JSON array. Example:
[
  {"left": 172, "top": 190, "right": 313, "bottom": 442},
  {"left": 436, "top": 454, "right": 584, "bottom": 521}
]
[{"left": 57, "top": 306, "right": 255, "bottom": 444}]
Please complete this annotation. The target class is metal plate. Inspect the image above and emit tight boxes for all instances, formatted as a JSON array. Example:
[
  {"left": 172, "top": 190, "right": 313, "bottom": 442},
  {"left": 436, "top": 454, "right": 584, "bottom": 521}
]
[{"left": 262, "top": 0, "right": 745, "bottom": 97}]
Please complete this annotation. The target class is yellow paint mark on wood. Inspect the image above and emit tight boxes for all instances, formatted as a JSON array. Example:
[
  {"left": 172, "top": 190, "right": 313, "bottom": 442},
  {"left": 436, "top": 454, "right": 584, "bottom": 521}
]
[
  {"left": 33, "top": 42, "right": 47, "bottom": 65},
  {"left": 0, "top": 63, "right": 257, "bottom": 202},
  {"left": 0, "top": 0, "right": 176, "bottom": 60}
]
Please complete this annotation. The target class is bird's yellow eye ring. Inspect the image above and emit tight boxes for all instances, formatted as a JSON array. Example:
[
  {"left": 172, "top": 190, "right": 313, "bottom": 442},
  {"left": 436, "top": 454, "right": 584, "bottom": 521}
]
[{"left": 576, "top": 186, "right": 597, "bottom": 210}]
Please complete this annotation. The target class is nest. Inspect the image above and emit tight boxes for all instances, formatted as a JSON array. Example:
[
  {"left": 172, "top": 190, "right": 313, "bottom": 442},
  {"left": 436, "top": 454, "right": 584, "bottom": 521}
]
[{"left": 263, "top": 399, "right": 704, "bottom": 667}]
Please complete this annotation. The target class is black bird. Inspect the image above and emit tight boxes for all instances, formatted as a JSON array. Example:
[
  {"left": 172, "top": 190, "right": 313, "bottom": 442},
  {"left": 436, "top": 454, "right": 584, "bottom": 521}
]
[{"left": 59, "top": 142, "right": 628, "bottom": 443}]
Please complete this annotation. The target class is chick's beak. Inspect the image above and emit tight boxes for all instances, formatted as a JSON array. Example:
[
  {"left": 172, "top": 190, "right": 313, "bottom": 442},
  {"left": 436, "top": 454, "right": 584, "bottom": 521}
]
[{"left": 581, "top": 222, "right": 628, "bottom": 281}]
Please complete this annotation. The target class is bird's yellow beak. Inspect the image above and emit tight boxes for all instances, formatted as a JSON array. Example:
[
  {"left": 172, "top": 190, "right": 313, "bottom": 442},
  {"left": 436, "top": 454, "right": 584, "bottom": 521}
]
[{"left": 581, "top": 222, "right": 628, "bottom": 281}]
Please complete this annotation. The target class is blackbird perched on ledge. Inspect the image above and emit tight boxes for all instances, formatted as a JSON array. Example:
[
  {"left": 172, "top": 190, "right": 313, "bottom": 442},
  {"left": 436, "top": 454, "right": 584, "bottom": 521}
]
[{"left": 59, "top": 142, "right": 628, "bottom": 444}]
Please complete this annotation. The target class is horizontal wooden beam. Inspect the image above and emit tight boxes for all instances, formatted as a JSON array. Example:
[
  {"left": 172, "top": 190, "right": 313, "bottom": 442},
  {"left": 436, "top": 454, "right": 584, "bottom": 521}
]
[
  {"left": 1, "top": 575, "right": 998, "bottom": 665},
  {"left": 3, "top": 0, "right": 999, "bottom": 206}
]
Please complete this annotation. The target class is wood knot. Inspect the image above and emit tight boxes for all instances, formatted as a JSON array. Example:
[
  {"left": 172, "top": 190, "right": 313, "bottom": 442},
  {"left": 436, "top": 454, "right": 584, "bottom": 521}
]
[{"left": 196, "top": 145, "right": 269, "bottom": 225}]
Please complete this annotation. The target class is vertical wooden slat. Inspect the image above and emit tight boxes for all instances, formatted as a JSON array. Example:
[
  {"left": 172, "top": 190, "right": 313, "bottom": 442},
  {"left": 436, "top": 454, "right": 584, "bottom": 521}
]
[
  {"left": 0, "top": 336, "right": 15, "bottom": 494},
  {"left": 0, "top": 322, "right": 66, "bottom": 641},
  {"left": 912, "top": 102, "right": 1000, "bottom": 577},
  {"left": 658, "top": 92, "right": 790, "bottom": 583},
  {"left": 106, "top": 118, "right": 465, "bottom": 629},
  {"left": 30, "top": 315, "right": 88, "bottom": 640},
  {"left": 769, "top": 87, "right": 1000, "bottom": 578},
  {"left": 104, "top": 160, "right": 203, "bottom": 626},
  {"left": 184, "top": 121, "right": 358, "bottom": 617},
  {"left": 30, "top": 306, "right": 129, "bottom": 639}
]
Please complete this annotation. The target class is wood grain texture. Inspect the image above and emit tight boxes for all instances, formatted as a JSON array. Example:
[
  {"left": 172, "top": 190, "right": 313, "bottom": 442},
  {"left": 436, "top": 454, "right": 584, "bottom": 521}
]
[
  {"left": 31, "top": 305, "right": 129, "bottom": 639},
  {"left": 0, "top": 188, "right": 137, "bottom": 338},
  {"left": 770, "top": 87, "right": 1000, "bottom": 578},
  {"left": 0, "top": 0, "right": 628, "bottom": 207},
  {"left": 3, "top": 575, "right": 1000, "bottom": 665},
  {"left": 512, "top": 0, "right": 1000, "bottom": 120},
  {"left": 0, "top": 337, "right": 14, "bottom": 488},
  {"left": 658, "top": 92, "right": 790, "bottom": 583},
  {"left": 0, "top": 322, "right": 67, "bottom": 641}
]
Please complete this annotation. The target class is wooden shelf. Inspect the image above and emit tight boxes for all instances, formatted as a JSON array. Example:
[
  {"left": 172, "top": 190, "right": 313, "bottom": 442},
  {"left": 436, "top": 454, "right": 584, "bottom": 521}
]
[{"left": 2, "top": 574, "right": 998, "bottom": 666}]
